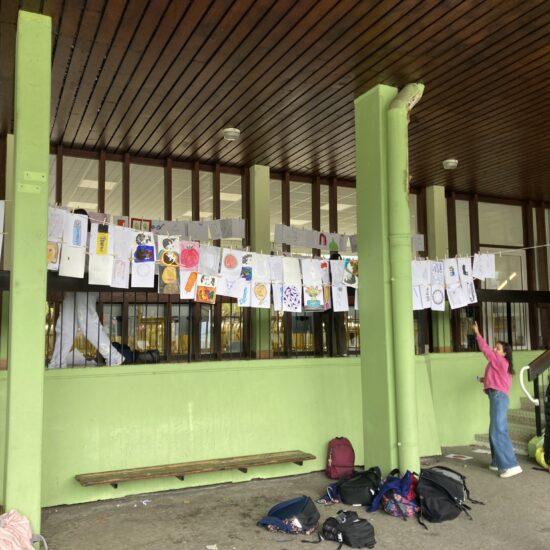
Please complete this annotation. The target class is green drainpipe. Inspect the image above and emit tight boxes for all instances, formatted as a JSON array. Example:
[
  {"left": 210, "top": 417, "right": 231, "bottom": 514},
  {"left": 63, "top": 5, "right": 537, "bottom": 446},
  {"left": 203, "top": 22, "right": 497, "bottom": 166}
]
[{"left": 387, "top": 83, "right": 424, "bottom": 472}]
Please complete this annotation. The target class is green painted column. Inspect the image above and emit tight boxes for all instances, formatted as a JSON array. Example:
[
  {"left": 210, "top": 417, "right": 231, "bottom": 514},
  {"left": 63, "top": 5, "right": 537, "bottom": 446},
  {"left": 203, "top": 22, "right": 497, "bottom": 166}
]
[
  {"left": 3, "top": 10, "right": 51, "bottom": 532},
  {"left": 426, "top": 185, "right": 451, "bottom": 352},
  {"left": 249, "top": 165, "right": 271, "bottom": 358},
  {"left": 387, "top": 84, "right": 424, "bottom": 473},
  {"left": 355, "top": 85, "right": 399, "bottom": 471}
]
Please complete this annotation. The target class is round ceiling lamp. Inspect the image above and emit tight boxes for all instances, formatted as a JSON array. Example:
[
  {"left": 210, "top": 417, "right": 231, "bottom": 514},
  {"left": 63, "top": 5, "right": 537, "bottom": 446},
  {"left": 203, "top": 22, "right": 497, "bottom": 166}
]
[
  {"left": 442, "top": 158, "right": 458, "bottom": 170},
  {"left": 222, "top": 127, "right": 241, "bottom": 141}
]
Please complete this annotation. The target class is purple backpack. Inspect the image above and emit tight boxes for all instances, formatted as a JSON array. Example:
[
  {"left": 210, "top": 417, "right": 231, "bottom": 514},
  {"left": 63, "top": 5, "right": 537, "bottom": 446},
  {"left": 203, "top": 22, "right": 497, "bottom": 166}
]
[{"left": 326, "top": 437, "right": 355, "bottom": 480}]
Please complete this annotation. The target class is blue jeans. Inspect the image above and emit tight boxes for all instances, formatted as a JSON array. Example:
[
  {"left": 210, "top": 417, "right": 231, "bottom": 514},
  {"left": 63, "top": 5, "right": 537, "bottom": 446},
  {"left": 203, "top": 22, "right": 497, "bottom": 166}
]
[{"left": 488, "top": 390, "right": 518, "bottom": 470}]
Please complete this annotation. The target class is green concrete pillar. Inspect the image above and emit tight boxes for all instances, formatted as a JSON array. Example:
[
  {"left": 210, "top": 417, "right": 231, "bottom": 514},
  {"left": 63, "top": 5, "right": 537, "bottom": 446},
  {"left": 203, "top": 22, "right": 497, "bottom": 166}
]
[
  {"left": 3, "top": 10, "right": 51, "bottom": 532},
  {"left": 249, "top": 165, "right": 271, "bottom": 358},
  {"left": 355, "top": 85, "right": 399, "bottom": 471},
  {"left": 426, "top": 186, "right": 451, "bottom": 352},
  {"left": 388, "top": 84, "right": 424, "bottom": 473}
]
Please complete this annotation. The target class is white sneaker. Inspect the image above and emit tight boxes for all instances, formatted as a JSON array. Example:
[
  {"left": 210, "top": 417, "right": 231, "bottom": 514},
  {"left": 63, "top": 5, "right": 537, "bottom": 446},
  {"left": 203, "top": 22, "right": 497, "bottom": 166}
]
[
  {"left": 499, "top": 465, "right": 522, "bottom": 478},
  {"left": 488, "top": 465, "right": 499, "bottom": 472}
]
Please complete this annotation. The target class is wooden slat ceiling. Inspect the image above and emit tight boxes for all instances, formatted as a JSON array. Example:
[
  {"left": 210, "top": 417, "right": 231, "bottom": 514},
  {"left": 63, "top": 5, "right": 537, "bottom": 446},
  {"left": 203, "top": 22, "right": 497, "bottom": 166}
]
[{"left": 1, "top": 0, "right": 550, "bottom": 201}]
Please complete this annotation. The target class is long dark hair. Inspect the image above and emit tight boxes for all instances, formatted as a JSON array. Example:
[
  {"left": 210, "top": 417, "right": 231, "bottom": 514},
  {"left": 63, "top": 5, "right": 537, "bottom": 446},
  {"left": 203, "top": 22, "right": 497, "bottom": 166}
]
[{"left": 497, "top": 341, "right": 514, "bottom": 375}]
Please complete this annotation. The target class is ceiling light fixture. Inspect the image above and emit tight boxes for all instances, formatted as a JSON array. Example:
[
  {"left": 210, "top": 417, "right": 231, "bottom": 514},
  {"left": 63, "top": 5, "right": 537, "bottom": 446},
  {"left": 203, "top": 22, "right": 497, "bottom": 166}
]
[
  {"left": 222, "top": 127, "right": 241, "bottom": 141},
  {"left": 442, "top": 158, "right": 458, "bottom": 170}
]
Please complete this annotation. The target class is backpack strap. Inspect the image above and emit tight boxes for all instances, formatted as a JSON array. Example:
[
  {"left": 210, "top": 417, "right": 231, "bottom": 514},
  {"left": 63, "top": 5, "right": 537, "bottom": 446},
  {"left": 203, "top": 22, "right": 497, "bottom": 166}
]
[
  {"left": 387, "top": 490, "right": 408, "bottom": 522},
  {"left": 420, "top": 476, "right": 473, "bottom": 519}
]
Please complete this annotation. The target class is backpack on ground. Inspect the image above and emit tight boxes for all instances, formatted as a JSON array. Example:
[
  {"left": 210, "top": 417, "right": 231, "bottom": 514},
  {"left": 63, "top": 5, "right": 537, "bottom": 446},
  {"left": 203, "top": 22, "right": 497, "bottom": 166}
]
[
  {"left": 257, "top": 495, "right": 320, "bottom": 535},
  {"left": 368, "top": 469, "right": 419, "bottom": 521},
  {"left": 319, "top": 510, "right": 376, "bottom": 548},
  {"left": 415, "top": 465, "right": 483, "bottom": 526},
  {"left": 326, "top": 437, "right": 355, "bottom": 480},
  {"left": 338, "top": 467, "right": 382, "bottom": 506}
]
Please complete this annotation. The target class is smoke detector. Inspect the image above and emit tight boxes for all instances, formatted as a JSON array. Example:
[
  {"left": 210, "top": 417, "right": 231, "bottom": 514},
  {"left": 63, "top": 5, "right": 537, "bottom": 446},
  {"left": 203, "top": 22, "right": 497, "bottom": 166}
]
[
  {"left": 442, "top": 158, "right": 458, "bottom": 170},
  {"left": 222, "top": 128, "right": 241, "bottom": 142}
]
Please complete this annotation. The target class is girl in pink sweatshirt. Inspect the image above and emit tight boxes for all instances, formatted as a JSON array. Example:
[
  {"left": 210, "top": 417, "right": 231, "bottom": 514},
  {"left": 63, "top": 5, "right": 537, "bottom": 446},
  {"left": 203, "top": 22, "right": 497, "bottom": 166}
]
[{"left": 473, "top": 321, "right": 522, "bottom": 478}]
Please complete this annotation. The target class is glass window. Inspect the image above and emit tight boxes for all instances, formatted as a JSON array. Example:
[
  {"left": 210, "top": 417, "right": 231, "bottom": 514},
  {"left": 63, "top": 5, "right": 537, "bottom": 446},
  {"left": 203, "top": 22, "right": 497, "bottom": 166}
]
[
  {"left": 220, "top": 172, "right": 242, "bottom": 247},
  {"left": 270, "top": 178, "right": 282, "bottom": 245},
  {"left": 478, "top": 202, "right": 523, "bottom": 246},
  {"left": 48, "top": 154, "right": 56, "bottom": 205},
  {"left": 129, "top": 164, "right": 164, "bottom": 220},
  {"left": 290, "top": 181, "right": 312, "bottom": 254},
  {"left": 172, "top": 168, "right": 192, "bottom": 220},
  {"left": 336, "top": 186, "right": 356, "bottom": 237},
  {"left": 105, "top": 161, "right": 123, "bottom": 216},
  {"left": 61, "top": 156, "right": 99, "bottom": 212},
  {"left": 456, "top": 199, "right": 471, "bottom": 256},
  {"left": 199, "top": 171, "right": 213, "bottom": 221},
  {"left": 481, "top": 247, "right": 527, "bottom": 291},
  {"left": 320, "top": 184, "right": 330, "bottom": 231}
]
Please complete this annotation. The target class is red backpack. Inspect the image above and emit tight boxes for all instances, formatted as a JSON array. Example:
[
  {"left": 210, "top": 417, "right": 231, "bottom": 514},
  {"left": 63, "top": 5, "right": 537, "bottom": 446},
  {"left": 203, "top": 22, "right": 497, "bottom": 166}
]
[{"left": 326, "top": 436, "right": 355, "bottom": 479}]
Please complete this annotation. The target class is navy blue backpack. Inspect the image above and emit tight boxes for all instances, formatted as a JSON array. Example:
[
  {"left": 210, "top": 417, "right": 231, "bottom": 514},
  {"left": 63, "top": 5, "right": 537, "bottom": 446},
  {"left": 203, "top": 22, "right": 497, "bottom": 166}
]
[{"left": 258, "top": 495, "right": 320, "bottom": 534}]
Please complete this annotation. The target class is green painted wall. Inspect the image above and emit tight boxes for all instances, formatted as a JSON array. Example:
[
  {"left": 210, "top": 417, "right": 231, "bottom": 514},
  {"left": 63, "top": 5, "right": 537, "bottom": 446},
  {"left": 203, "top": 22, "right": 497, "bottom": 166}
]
[{"left": 0, "top": 351, "right": 540, "bottom": 506}]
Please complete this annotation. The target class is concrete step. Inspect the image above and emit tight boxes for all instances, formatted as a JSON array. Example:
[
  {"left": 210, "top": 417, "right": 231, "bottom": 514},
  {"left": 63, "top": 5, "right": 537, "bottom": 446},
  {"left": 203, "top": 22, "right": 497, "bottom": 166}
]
[
  {"left": 474, "top": 433, "right": 529, "bottom": 456},
  {"left": 508, "top": 408, "right": 545, "bottom": 427}
]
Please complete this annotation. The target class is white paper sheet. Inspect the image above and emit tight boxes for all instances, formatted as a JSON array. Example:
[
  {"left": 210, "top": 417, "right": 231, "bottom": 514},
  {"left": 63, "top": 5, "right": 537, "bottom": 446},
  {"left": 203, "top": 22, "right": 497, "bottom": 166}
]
[
  {"left": 198, "top": 244, "right": 221, "bottom": 275},
  {"left": 131, "top": 260, "right": 155, "bottom": 288},
  {"left": 88, "top": 254, "right": 114, "bottom": 286},
  {"left": 188, "top": 221, "right": 210, "bottom": 241},
  {"left": 209, "top": 219, "right": 223, "bottom": 240},
  {"left": 250, "top": 280, "right": 271, "bottom": 308},
  {"left": 63, "top": 213, "right": 88, "bottom": 247},
  {"left": 330, "top": 260, "right": 345, "bottom": 285},
  {"left": 420, "top": 284, "right": 431, "bottom": 309},
  {"left": 111, "top": 259, "right": 130, "bottom": 289},
  {"left": 179, "top": 271, "right": 198, "bottom": 299},
  {"left": 444, "top": 258, "right": 460, "bottom": 285},
  {"left": 458, "top": 257, "right": 473, "bottom": 282},
  {"left": 430, "top": 284, "right": 446, "bottom": 311},
  {"left": 236, "top": 279, "right": 251, "bottom": 307},
  {"left": 232, "top": 219, "right": 246, "bottom": 239},
  {"left": 349, "top": 235, "right": 358, "bottom": 253},
  {"left": 48, "top": 207, "right": 66, "bottom": 242},
  {"left": 47, "top": 242, "right": 61, "bottom": 271},
  {"left": 112, "top": 215, "right": 129, "bottom": 227},
  {"left": 446, "top": 282, "right": 468, "bottom": 309},
  {"left": 332, "top": 285, "right": 349, "bottom": 313},
  {"left": 253, "top": 253, "right": 271, "bottom": 282},
  {"left": 112, "top": 226, "right": 134, "bottom": 260},
  {"left": 412, "top": 285, "right": 423, "bottom": 310},
  {"left": 220, "top": 248, "right": 243, "bottom": 278},
  {"left": 412, "top": 260, "right": 430, "bottom": 286},
  {"left": 429, "top": 261, "right": 444, "bottom": 285},
  {"left": 342, "top": 259, "right": 358, "bottom": 288},
  {"left": 272, "top": 283, "right": 283, "bottom": 312},
  {"left": 216, "top": 275, "right": 241, "bottom": 298},
  {"left": 303, "top": 284, "right": 324, "bottom": 311},
  {"left": 269, "top": 255, "right": 284, "bottom": 283},
  {"left": 59, "top": 244, "right": 86, "bottom": 278},
  {"left": 89, "top": 223, "right": 113, "bottom": 256},
  {"left": 301, "top": 259, "right": 323, "bottom": 286},
  {"left": 282, "top": 257, "right": 302, "bottom": 283},
  {"left": 463, "top": 280, "right": 478, "bottom": 304},
  {"left": 472, "top": 253, "right": 486, "bottom": 280},
  {"left": 282, "top": 283, "right": 302, "bottom": 312}
]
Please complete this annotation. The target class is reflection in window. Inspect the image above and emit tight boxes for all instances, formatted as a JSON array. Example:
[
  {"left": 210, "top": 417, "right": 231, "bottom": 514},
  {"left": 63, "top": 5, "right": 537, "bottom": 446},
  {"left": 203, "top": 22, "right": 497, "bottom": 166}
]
[
  {"left": 130, "top": 164, "right": 164, "bottom": 220},
  {"left": 456, "top": 200, "right": 471, "bottom": 256},
  {"left": 105, "top": 161, "right": 123, "bottom": 216},
  {"left": 290, "top": 181, "right": 312, "bottom": 254},
  {"left": 128, "top": 303, "right": 166, "bottom": 355},
  {"left": 270, "top": 178, "right": 282, "bottom": 245},
  {"left": 172, "top": 168, "right": 192, "bottom": 220},
  {"left": 171, "top": 303, "right": 190, "bottom": 357},
  {"left": 320, "top": 184, "right": 330, "bottom": 232},
  {"left": 479, "top": 202, "right": 523, "bottom": 246},
  {"left": 62, "top": 156, "right": 99, "bottom": 212},
  {"left": 199, "top": 171, "right": 213, "bottom": 220},
  {"left": 220, "top": 172, "right": 242, "bottom": 248},
  {"left": 336, "top": 186, "right": 356, "bottom": 237},
  {"left": 48, "top": 154, "right": 56, "bottom": 205}
]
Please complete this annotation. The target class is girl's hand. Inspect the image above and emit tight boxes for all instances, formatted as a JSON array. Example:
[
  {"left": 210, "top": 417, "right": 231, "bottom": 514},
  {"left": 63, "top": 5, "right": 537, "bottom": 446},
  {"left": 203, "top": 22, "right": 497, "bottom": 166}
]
[
  {"left": 472, "top": 321, "right": 480, "bottom": 336},
  {"left": 478, "top": 376, "right": 485, "bottom": 384}
]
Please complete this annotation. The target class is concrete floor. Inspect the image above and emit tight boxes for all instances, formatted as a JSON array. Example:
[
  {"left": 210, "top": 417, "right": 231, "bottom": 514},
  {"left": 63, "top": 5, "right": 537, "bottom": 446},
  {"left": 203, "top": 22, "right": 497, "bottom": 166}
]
[{"left": 41, "top": 447, "right": 550, "bottom": 550}]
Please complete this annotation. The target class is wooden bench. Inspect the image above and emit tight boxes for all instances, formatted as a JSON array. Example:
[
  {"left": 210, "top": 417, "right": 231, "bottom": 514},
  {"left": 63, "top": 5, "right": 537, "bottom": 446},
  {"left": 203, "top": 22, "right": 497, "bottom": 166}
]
[{"left": 75, "top": 450, "right": 316, "bottom": 488}]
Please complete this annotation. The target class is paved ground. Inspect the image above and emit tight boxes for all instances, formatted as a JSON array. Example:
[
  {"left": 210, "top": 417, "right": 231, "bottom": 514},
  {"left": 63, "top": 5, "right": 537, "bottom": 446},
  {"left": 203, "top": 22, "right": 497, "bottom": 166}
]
[{"left": 41, "top": 447, "right": 549, "bottom": 550}]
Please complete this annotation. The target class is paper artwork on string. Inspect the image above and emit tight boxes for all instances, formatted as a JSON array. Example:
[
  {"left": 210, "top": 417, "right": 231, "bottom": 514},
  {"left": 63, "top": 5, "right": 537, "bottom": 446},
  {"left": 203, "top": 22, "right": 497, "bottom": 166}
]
[
  {"left": 112, "top": 215, "right": 128, "bottom": 227},
  {"left": 63, "top": 213, "right": 88, "bottom": 247},
  {"left": 458, "top": 257, "right": 473, "bottom": 282},
  {"left": 112, "top": 226, "right": 134, "bottom": 260},
  {"left": 111, "top": 259, "right": 130, "bottom": 289},
  {"left": 89, "top": 223, "right": 112, "bottom": 256},
  {"left": 446, "top": 283, "right": 468, "bottom": 309},
  {"left": 232, "top": 219, "right": 246, "bottom": 240},
  {"left": 443, "top": 258, "right": 460, "bottom": 286},
  {"left": 159, "top": 266, "right": 180, "bottom": 294},
  {"left": 429, "top": 261, "right": 445, "bottom": 286},
  {"left": 319, "top": 259, "right": 330, "bottom": 285},
  {"left": 188, "top": 221, "right": 209, "bottom": 241},
  {"left": 253, "top": 253, "right": 270, "bottom": 282},
  {"left": 332, "top": 285, "right": 349, "bottom": 313},
  {"left": 328, "top": 234, "right": 339, "bottom": 253},
  {"left": 209, "top": 220, "right": 223, "bottom": 240},
  {"left": 282, "top": 284, "right": 302, "bottom": 312},
  {"left": 412, "top": 260, "right": 430, "bottom": 286},
  {"left": 251, "top": 280, "right": 271, "bottom": 309},
  {"left": 354, "top": 288, "right": 359, "bottom": 311},
  {"left": 317, "top": 231, "right": 328, "bottom": 249},
  {"left": 131, "top": 261, "right": 155, "bottom": 288},
  {"left": 240, "top": 252, "right": 254, "bottom": 281},
  {"left": 463, "top": 281, "right": 478, "bottom": 304},
  {"left": 412, "top": 286, "right": 423, "bottom": 310},
  {"left": 59, "top": 245, "right": 86, "bottom": 278},
  {"left": 330, "top": 260, "right": 344, "bottom": 285},
  {"left": 323, "top": 285, "right": 332, "bottom": 311},
  {"left": 219, "top": 219, "right": 233, "bottom": 240},
  {"left": 195, "top": 274, "right": 217, "bottom": 304},
  {"left": 198, "top": 244, "right": 221, "bottom": 276},
  {"left": 131, "top": 218, "right": 151, "bottom": 232},
  {"left": 47, "top": 242, "right": 61, "bottom": 271},
  {"left": 473, "top": 253, "right": 495, "bottom": 280},
  {"left": 236, "top": 278, "right": 251, "bottom": 307},
  {"left": 272, "top": 283, "right": 283, "bottom": 312},
  {"left": 349, "top": 235, "right": 358, "bottom": 253},
  {"left": 282, "top": 257, "right": 302, "bottom": 283},
  {"left": 216, "top": 275, "right": 240, "bottom": 299},
  {"left": 301, "top": 259, "right": 323, "bottom": 286},
  {"left": 420, "top": 285, "right": 431, "bottom": 309},
  {"left": 484, "top": 253, "right": 496, "bottom": 279},
  {"left": 180, "top": 271, "right": 198, "bottom": 299},
  {"left": 342, "top": 259, "right": 358, "bottom": 288},
  {"left": 180, "top": 241, "right": 200, "bottom": 271},
  {"left": 339, "top": 235, "right": 349, "bottom": 252},
  {"left": 303, "top": 284, "right": 324, "bottom": 311},
  {"left": 282, "top": 225, "right": 292, "bottom": 245},
  {"left": 88, "top": 255, "right": 113, "bottom": 286},
  {"left": 158, "top": 236, "right": 180, "bottom": 267},
  {"left": 48, "top": 207, "right": 66, "bottom": 242},
  {"left": 412, "top": 233, "right": 425, "bottom": 253},
  {"left": 133, "top": 232, "right": 155, "bottom": 264},
  {"left": 172, "top": 221, "right": 188, "bottom": 240},
  {"left": 88, "top": 212, "right": 110, "bottom": 225},
  {"left": 269, "top": 255, "right": 284, "bottom": 283},
  {"left": 430, "top": 284, "right": 446, "bottom": 311}
]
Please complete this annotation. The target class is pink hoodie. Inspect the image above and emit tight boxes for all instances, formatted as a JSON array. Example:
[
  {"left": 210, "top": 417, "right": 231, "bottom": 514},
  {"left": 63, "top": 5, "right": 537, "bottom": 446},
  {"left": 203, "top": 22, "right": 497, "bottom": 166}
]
[{"left": 476, "top": 334, "right": 512, "bottom": 394}]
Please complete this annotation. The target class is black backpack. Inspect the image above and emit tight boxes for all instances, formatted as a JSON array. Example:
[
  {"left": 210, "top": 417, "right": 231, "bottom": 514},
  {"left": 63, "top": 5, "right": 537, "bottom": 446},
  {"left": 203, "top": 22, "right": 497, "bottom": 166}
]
[
  {"left": 416, "top": 466, "right": 483, "bottom": 526},
  {"left": 338, "top": 467, "right": 382, "bottom": 506},
  {"left": 319, "top": 510, "right": 376, "bottom": 548}
]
